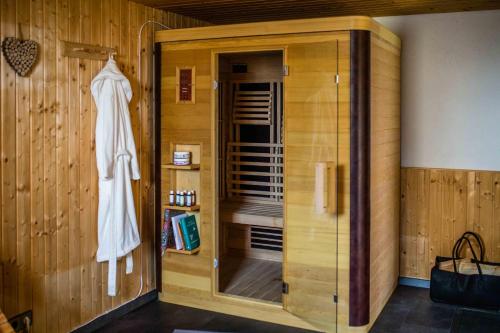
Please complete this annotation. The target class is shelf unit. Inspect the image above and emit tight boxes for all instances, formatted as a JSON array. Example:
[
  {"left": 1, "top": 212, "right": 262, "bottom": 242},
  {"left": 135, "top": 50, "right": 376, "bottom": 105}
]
[
  {"left": 162, "top": 163, "right": 200, "bottom": 170},
  {"left": 164, "top": 204, "right": 200, "bottom": 212},
  {"left": 166, "top": 247, "right": 200, "bottom": 255},
  {"left": 162, "top": 146, "right": 202, "bottom": 256}
]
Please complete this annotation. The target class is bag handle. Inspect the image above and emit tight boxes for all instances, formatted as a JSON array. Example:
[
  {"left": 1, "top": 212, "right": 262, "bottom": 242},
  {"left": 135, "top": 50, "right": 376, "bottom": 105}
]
[
  {"left": 454, "top": 231, "right": 485, "bottom": 261},
  {"left": 452, "top": 236, "right": 483, "bottom": 275}
]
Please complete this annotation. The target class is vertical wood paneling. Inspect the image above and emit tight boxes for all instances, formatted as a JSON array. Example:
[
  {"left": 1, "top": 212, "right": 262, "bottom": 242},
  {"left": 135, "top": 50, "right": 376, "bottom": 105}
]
[
  {"left": 428, "top": 169, "right": 442, "bottom": 274},
  {"left": 401, "top": 167, "right": 500, "bottom": 280},
  {"left": 79, "top": 0, "right": 93, "bottom": 322},
  {"left": 453, "top": 171, "right": 467, "bottom": 257},
  {"left": 99, "top": 0, "right": 112, "bottom": 313},
  {"left": 89, "top": 0, "right": 102, "bottom": 319},
  {"left": 129, "top": 2, "right": 143, "bottom": 305},
  {"left": 30, "top": 0, "right": 47, "bottom": 330},
  {"left": 1, "top": 0, "right": 18, "bottom": 319},
  {"left": 143, "top": 5, "right": 155, "bottom": 294},
  {"left": 415, "top": 170, "right": 429, "bottom": 279},
  {"left": 478, "top": 172, "right": 494, "bottom": 260},
  {"left": 369, "top": 33, "right": 401, "bottom": 326},
  {"left": 55, "top": 0, "right": 70, "bottom": 330},
  {"left": 124, "top": 0, "right": 140, "bottom": 302},
  {"left": 0, "top": 1, "right": 207, "bottom": 331},
  {"left": 68, "top": 0, "right": 82, "bottom": 326},
  {"left": 493, "top": 174, "right": 500, "bottom": 260},
  {"left": 16, "top": 0, "right": 32, "bottom": 314},
  {"left": 43, "top": 0, "right": 58, "bottom": 331}
]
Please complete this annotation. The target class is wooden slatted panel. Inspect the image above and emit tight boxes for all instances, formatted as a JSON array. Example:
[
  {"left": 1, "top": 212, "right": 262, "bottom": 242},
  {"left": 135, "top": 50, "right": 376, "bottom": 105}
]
[
  {"left": 226, "top": 143, "right": 283, "bottom": 200},
  {"left": 233, "top": 90, "right": 272, "bottom": 125},
  {"left": 0, "top": 1, "right": 206, "bottom": 331},
  {"left": 400, "top": 167, "right": 500, "bottom": 280},
  {"left": 133, "top": 0, "right": 500, "bottom": 24},
  {"left": 250, "top": 226, "right": 283, "bottom": 252}
]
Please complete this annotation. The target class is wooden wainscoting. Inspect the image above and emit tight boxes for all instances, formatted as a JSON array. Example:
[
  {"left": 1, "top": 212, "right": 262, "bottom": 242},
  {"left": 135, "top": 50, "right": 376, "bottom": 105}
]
[
  {"left": 400, "top": 167, "right": 500, "bottom": 280},
  {"left": 0, "top": 1, "right": 207, "bottom": 332}
]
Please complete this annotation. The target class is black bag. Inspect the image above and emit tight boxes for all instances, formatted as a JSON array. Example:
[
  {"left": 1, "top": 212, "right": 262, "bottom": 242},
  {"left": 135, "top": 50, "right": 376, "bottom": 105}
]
[{"left": 430, "top": 231, "right": 500, "bottom": 310}]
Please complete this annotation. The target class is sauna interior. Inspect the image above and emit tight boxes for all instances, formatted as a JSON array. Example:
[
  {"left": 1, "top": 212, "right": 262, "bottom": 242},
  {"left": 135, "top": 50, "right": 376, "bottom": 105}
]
[{"left": 217, "top": 51, "right": 284, "bottom": 302}]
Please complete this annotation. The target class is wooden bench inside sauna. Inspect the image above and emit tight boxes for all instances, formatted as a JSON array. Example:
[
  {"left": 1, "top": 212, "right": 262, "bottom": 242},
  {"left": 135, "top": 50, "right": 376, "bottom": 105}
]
[{"left": 217, "top": 52, "right": 284, "bottom": 302}]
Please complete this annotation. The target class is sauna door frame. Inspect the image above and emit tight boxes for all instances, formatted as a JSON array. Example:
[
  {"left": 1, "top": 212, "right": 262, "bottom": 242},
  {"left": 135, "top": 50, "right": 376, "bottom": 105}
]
[
  {"left": 212, "top": 46, "right": 287, "bottom": 306},
  {"left": 211, "top": 41, "right": 340, "bottom": 332}
]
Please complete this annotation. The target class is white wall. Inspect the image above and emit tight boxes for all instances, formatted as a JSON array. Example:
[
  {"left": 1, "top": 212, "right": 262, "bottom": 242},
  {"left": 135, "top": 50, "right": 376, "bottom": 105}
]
[{"left": 376, "top": 10, "right": 500, "bottom": 171}]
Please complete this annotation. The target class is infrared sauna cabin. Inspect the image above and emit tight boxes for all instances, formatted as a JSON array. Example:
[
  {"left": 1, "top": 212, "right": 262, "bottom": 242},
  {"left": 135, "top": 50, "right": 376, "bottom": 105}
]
[{"left": 156, "top": 16, "right": 401, "bottom": 333}]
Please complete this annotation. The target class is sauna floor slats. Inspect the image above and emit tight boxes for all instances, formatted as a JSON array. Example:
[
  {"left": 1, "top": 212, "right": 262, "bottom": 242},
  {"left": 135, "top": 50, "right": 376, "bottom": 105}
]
[{"left": 219, "top": 256, "right": 282, "bottom": 303}]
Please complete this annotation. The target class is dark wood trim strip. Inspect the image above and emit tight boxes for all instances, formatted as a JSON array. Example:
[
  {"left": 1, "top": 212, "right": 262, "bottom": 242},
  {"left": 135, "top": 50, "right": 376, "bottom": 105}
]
[
  {"left": 349, "top": 29, "right": 371, "bottom": 327},
  {"left": 154, "top": 42, "right": 162, "bottom": 292},
  {"left": 71, "top": 290, "right": 158, "bottom": 333}
]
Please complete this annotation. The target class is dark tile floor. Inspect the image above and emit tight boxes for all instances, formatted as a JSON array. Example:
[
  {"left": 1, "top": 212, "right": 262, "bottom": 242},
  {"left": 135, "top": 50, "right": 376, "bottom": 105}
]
[
  {"left": 370, "top": 285, "right": 457, "bottom": 333},
  {"left": 94, "top": 286, "right": 499, "bottom": 333},
  {"left": 95, "top": 300, "right": 315, "bottom": 333}
]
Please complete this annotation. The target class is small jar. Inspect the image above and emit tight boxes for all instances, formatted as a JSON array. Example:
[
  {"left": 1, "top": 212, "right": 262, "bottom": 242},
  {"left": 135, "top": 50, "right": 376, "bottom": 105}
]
[
  {"left": 186, "top": 191, "right": 192, "bottom": 207},
  {"left": 179, "top": 191, "right": 185, "bottom": 207},
  {"left": 169, "top": 190, "right": 175, "bottom": 206},
  {"left": 176, "top": 191, "right": 181, "bottom": 206}
]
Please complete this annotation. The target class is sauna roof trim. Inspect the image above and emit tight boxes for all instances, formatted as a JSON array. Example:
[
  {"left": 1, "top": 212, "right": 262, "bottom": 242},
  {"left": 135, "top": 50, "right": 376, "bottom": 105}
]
[
  {"left": 155, "top": 16, "right": 400, "bottom": 46},
  {"left": 135, "top": 0, "right": 500, "bottom": 24}
]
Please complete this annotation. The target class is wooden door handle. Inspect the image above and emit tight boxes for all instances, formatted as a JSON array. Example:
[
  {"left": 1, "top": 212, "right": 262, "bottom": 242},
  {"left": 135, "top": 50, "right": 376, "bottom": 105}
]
[{"left": 315, "top": 162, "right": 337, "bottom": 214}]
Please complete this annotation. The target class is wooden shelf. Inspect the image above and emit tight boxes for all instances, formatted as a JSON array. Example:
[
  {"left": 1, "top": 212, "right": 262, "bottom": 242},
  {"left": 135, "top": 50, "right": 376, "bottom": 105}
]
[
  {"left": 164, "top": 205, "right": 200, "bottom": 212},
  {"left": 166, "top": 247, "right": 200, "bottom": 255},
  {"left": 162, "top": 163, "right": 200, "bottom": 170}
]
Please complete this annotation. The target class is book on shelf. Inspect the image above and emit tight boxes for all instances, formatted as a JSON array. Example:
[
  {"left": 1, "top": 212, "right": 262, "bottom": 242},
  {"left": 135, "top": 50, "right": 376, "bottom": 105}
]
[
  {"left": 171, "top": 213, "right": 188, "bottom": 250},
  {"left": 161, "top": 209, "right": 184, "bottom": 255},
  {"left": 179, "top": 215, "right": 200, "bottom": 251}
]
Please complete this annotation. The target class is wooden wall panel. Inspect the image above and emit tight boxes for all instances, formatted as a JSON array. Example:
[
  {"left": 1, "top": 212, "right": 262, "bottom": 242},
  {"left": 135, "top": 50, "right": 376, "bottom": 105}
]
[
  {"left": 400, "top": 167, "right": 500, "bottom": 280},
  {"left": 0, "top": 1, "right": 207, "bottom": 332},
  {"left": 368, "top": 33, "right": 400, "bottom": 329}
]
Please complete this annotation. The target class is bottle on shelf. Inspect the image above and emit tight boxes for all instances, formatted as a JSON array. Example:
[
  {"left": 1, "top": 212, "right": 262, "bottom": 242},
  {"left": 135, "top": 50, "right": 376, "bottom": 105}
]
[
  {"left": 169, "top": 190, "right": 175, "bottom": 206},
  {"left": 186, "top": 191, "right": 192, "bottom": 207},
  {"left": 179, "top": 191, "right": 186, "bottom": 207},
  {"left": 192, "top": 190, "right": 196, "bottom": 206}
]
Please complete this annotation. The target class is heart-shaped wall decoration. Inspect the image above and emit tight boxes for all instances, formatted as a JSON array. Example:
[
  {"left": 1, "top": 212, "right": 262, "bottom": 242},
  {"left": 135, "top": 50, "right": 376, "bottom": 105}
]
[{"left": 2, "top": 37, "right": 39, "bottom": 77}]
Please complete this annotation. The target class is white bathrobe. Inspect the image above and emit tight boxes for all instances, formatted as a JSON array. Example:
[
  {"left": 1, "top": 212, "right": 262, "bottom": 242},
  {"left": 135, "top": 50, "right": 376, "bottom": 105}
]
[{"left": 91, "top": 59, "right": 141, "bottom": 296}]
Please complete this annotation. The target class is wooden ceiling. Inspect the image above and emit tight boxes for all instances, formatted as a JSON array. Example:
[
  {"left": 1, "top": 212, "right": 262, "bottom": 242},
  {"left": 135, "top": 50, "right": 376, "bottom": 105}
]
[{"left": 134, "top": 0, "right": 500, "bottom": 24}]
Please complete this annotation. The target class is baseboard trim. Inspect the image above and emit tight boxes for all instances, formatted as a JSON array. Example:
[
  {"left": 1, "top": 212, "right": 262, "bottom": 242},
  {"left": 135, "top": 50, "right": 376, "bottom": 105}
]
[
  {"left": 399, "top": 277, "right": 430, "bottom": 289},
  {"left": 72, "top": 290, "right": 158, "bottom": 333}
]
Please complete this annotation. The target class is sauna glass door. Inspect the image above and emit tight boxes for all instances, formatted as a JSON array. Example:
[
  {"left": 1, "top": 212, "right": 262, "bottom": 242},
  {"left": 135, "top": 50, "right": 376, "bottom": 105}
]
[{"left": 283, "top": 41, "right": 338, "bottom": 331}]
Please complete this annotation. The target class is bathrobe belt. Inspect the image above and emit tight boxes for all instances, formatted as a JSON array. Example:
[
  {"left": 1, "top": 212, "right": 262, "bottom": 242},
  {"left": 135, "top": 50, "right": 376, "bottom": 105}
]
[{"left": 108, "top": 149, "right": 134, "bottom": 297}]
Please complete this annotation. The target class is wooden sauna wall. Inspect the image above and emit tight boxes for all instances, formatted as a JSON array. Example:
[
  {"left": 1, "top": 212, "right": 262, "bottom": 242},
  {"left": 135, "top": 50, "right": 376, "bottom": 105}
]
[
  {"left": 368, "top": 33, "right": 401, "bottom": 328},
  {"left": 160, "top": 45, "right": 214, "bottom": 306},
  {"left": 0, "top": 1, "right": 207, "bottom": 332},
  {"left": 400, "top": 167, "right": 500, "bottom": 280}
]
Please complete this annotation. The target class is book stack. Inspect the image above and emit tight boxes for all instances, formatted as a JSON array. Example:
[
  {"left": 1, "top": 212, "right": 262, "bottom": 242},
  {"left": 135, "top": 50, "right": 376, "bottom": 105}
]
[{"left": 162, "top": 209, "right": 200, "bottom": 253}]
